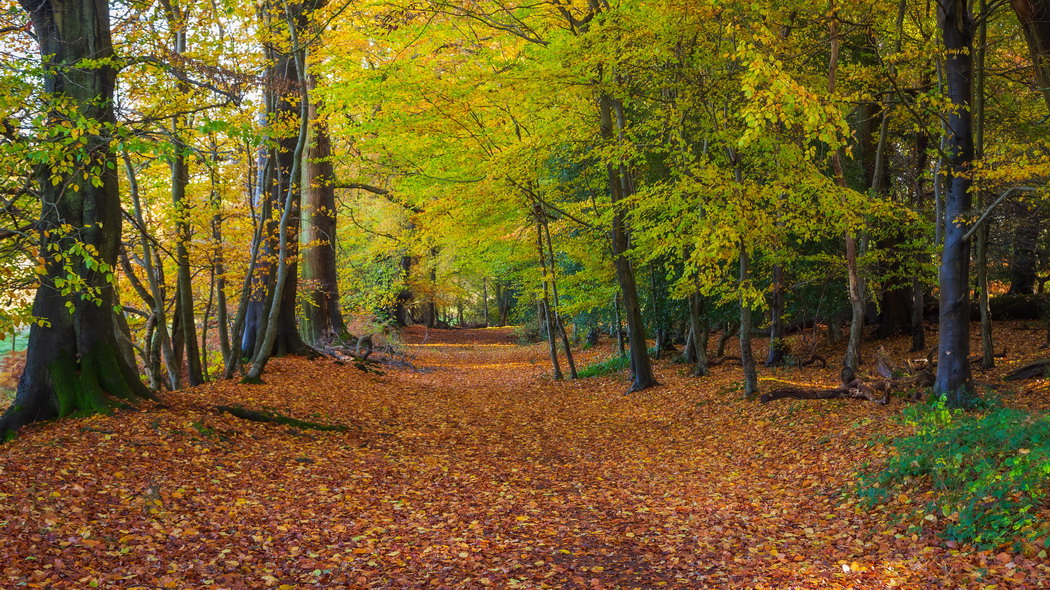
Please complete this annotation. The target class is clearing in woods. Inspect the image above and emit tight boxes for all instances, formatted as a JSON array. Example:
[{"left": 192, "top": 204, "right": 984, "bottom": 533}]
[{"left": 1, "top": 326, "right": 1047, "bottom": 588}]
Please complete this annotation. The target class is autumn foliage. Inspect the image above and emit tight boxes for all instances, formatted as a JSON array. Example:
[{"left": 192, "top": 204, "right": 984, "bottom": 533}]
[{"left": 1, "top": 326, "right": 1048, "bottom": 588}]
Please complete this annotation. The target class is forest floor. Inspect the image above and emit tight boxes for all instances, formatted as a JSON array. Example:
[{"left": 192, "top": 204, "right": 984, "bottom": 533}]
[{"left": 1, "top": 323, "right": 1050, "bottom": 589}]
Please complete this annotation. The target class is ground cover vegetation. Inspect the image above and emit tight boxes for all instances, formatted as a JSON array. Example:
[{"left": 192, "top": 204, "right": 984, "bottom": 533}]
[{"left": 1, "top": 0, "right": 1050, "bottom": 587}]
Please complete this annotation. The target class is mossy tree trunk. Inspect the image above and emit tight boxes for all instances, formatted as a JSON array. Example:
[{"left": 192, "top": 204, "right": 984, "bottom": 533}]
[{"left": 1, "top": 0, "right": 152, "bottom": 435}]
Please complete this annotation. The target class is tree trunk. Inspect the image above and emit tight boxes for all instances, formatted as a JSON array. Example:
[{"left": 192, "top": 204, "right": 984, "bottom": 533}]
[
  {"left": 766, "top": 264, "right": 786, "bottom": 366},
  {"left": 242, "top": 9, "right": 310, "bottom": 362},
  {"left": 246, "top": 5, "right": 318, "bottom": 379},
  {"left": 688, "top": 293, "right": 709, "bottom": 377},
  {"left": 541, "top": 209, "right": 577, "bottom": 378},
  {"left": 613, "top": 293, "right": 625, "bottom": 357},
  {"left": 974, "top": 2, "right": 994, "bottom": 370},
  {"left": 600, "top": 93, "right": 656, "bottom": 392},
  {"left": 1008, "top": 214, "right": 1040, "bottom": 295},
  {"left": 1, "top": 0, "right": 153, "bottom": 435},
  {"left": 123, "top": 153, "right": 179, "bottom": 390},
  {"left": 910, "top": 130, "right": 929, "bottom": 352},
  {"left": 935, "top": 0, "right": 977, "bottom": 406},
  {"left": 207, "top": 139, "right": 232, "bottom": 368},
  {"left": 829, "top": 5, "right": 865, "bottom": 377},
  {"left": 482, "top": 279, "right": 490, "bottom": 327},
  {"left": 739, "top": 245, "right": 758, "bottom": 397},
  {"left": 163, "top": 0, "right": 203, "bottom": 387},
  {"left": 300, "top": 73, "right": 346, "bottom": 346},
  {"left": 536, "top": 218, "right": 562, "bottom": 379},
  {"left": 1011, "top": 0, "right": 1050, "bottom": 112}
]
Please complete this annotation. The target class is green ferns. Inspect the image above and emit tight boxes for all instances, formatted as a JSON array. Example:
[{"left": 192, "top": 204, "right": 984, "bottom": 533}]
[{"left": 861, "top": 398, "right": 1050, "bottom": 549}]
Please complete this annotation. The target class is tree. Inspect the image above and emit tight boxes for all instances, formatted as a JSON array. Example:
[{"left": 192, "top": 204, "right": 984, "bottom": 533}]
[
  {"left": 1, "top": 0, "right": 153, "bottom": 435},
  {"left": 934, "top": 0, "right": 977, "bottom": 407}
]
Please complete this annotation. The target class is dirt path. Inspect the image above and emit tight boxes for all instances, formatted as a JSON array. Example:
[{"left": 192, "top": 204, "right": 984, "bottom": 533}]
[{"left": 0, "top": 327, "right": 1046, "bottom": 588}]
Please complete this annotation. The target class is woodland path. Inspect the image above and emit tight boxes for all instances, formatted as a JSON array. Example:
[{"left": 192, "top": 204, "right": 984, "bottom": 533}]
[{"left": 1, "top": 326, "right": 1047, "bottom": 588}]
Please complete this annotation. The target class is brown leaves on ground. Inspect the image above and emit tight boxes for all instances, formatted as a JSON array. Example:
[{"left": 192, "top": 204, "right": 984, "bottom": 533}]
[{"left": 1, "top": 323, "right": 1049, "bottom": 588}]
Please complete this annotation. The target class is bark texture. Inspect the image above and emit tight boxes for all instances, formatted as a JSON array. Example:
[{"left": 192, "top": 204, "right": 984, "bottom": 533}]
[{"left": 2, "top": 0, "right": 152, "bottom": 435}]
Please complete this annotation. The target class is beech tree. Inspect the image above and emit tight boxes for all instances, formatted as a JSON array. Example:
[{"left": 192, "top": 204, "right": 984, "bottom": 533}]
[{"left": 0, "top": 0, "right": 153, "bottom": 435}]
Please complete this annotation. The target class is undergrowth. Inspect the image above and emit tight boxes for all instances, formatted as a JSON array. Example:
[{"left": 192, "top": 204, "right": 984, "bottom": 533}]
[
  {"left": 577, "top": 355, "right": 630, "bottom": 378},
  {"left": 859, "top": 396, "right": 1050, "bottom": 550}
]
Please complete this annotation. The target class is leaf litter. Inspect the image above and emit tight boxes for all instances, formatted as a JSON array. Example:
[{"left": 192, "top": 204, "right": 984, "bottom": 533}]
[{"left": 1, "top": 324, "right": 1049, "bottom": 588}]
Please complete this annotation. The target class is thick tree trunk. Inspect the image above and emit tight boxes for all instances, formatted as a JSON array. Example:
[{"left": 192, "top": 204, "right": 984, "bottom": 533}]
[
  {"left": 300, "top": 74, "right": 346, "bottom": 346},
  {"left": 935, "top": 0, "right": 977, "bottom": 406},
  {"left": 246, "top": 6, "right": 315, "bottom": 380},
  {"left": 2, "top": 0, "right": 152, "bottom": 435},
  {"left": 242, "top": 15, "right": 309, "bottom": 362},
  {"left": 600, "top": 93, "right": 656, "bottom": 392}
]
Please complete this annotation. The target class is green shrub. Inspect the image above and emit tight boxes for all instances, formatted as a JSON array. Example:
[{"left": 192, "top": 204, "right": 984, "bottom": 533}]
[
  {"left": 859, "top": 397, "right": 1050, "bottom": 549},
  {"left": 577, "top": 355, "right": 630, "bottom": 379}
]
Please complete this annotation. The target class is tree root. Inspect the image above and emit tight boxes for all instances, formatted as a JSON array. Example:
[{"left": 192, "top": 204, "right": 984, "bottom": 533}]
[
  {"left": 709, "top": 356, "right": 741, "bottom": 366},
  {"left": 215, "top": 405, "right": 350, "bottom": 432},
  {"left": 761, "top": 349, "right": 934, "bottom": 404}
]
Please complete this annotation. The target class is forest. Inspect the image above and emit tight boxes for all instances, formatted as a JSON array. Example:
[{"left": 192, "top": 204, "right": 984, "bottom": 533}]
[{"left": 1, "top": 0, "right": 1050, "bottom": 587}]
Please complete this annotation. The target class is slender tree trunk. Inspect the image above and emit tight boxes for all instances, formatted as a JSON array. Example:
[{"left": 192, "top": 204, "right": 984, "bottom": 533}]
[
  {"left": 242, "top": 3, "right": 315, "bottom": 362},
  {"left": 739, "top": 245, "right": 758, "bottom": 397},
  {"left": 974, "top": 1, "right": 994, "bottom": 370},
  {"left": 124, "top": 153, "right": 179, "bottom": 390},
  {"left": 935, "top": 0, "right": 977, "bottom": 406},
  {"left": 163, "top": 0, "right": 203, "bottom": 387},
  {"left": 910, "top": 130, "right": 929, "bottom": 352},
  {"left": 716, "top": 322, "right": 736, "bottom": 358},
  {"left": 482, "top": 279, "right": 490, "bottom": 327},
  {"left": 689, "top": 293, "right": 709, "bottom": 377},
  {"left": 766, "top": 264, "right": 786, "bottom": 366},
  {"left": 613, "top": 293, "right": 625, "bottom": 357},
  {"left": 830, "top": 3, "right": 865, "bottom": 378},
  {"left": 2, "top": 0, "right": 153, "bottom": 435},
  {"left": 207, "top": 139, "right": 232, "bottom": 368},
  {"left": 535, "top": 217, "right": 563, "bottom": 379},
  {"left": 541, "top": 209, "right": 576, "bottom": 378}
]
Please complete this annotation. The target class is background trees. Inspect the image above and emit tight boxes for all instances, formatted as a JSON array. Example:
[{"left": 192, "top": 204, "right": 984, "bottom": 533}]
[{"left": 2, "top": 0, "right": 1050, "bottom": 434}]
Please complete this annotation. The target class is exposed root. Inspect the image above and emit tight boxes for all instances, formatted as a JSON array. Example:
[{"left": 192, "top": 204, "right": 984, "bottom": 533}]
[{"left": 215, "top": 405, "right": 351, "bottom": 432}]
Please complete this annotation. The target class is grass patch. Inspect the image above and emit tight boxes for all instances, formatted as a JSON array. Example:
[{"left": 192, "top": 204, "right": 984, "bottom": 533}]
[
  {"left": 859, "top": 397, "right": 1050, "bottom": 550},
  {"left": 577, "top": 355, "right": 630, "bottom": 379}
]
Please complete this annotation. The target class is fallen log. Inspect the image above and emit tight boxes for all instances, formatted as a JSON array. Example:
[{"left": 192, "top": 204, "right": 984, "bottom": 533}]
[
  {"left": 1003, "top": 359, "right": 1050, "bottom": 381},
  {"left": 215, "top": 405, "right": 350, "bottom": 432}
]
